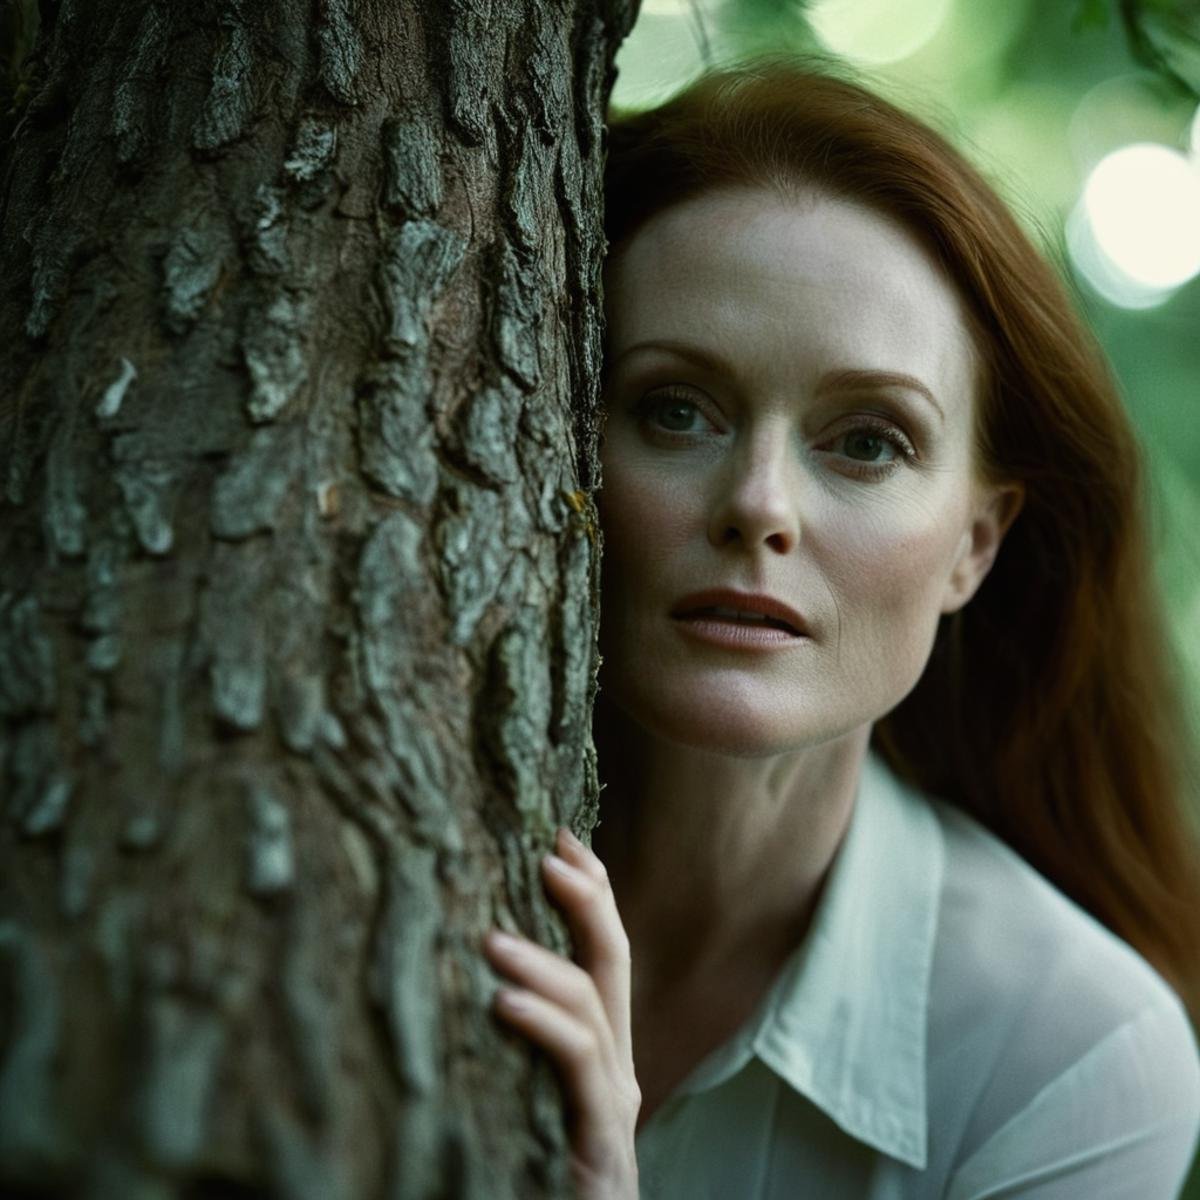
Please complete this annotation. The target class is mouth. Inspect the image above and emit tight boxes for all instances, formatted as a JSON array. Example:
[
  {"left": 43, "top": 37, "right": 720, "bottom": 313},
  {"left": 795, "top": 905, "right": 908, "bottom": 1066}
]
[
  {"left": 675, "top": 605, "right": 803, "bottom": 636},
  {"left": 670, "top": 590, "right": 809, "bottom": 638}
]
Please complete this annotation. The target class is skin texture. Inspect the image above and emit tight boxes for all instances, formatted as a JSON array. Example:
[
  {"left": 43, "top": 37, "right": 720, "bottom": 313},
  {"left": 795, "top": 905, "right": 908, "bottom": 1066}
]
[
  {"left": 488, "top": 185, "right": 1023, "bottom": 1194},
  {"left": 599, "top": 184, "right": 1014, "bottom": 756}
]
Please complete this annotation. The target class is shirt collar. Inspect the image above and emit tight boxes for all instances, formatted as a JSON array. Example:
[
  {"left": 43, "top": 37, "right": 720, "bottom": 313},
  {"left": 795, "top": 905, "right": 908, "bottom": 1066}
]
[{"left": 673, "top": 748, "right": 944, "bottom": 1169}]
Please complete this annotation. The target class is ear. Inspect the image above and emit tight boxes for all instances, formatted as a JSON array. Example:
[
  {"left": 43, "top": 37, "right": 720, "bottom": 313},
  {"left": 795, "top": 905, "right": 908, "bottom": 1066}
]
[{"left": 940, "top": 481, "right": 1024, "bottom": 614}]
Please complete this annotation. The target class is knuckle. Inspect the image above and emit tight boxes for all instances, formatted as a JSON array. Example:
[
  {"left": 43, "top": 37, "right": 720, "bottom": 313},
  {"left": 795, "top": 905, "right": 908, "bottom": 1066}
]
[
  {"left": 564, "top": 964, "right": 597, "bottom": 1009},
  {"left": 568, "top": 1023, "right": 600, "bottom": 1063},
  {"left": 577, "top": 874, "right": 604, "bottom": 905}
]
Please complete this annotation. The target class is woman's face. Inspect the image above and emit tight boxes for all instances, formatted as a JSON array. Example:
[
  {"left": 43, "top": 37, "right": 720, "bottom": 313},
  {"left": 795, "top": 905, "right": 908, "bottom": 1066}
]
[{"left": 598, "top": 185, "right": 1018, "bottom": 756}]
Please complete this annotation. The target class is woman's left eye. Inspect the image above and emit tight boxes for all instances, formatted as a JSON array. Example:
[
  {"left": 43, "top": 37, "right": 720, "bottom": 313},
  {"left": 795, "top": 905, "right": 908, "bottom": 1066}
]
[
  {"left": 821, "top": 420, "right": 916, "bottom": 475},
  {"left": 839, "top": 429, "right": 898, "bottom": 462}
]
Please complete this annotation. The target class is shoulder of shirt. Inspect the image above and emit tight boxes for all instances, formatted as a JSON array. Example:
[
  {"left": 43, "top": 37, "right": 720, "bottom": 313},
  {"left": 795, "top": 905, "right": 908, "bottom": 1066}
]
[
  {"left": 906, "top": 785, "right": 1200, "bottom": 1193},
  {"left": 919, "top": 789, "right": 1199, "bottom": 1130},
  {"left": 924, "top": 790, "right": 1187, "bottom": 1026},
  {"left": 915, "top": 795, "right": 1200, "bottom": 1197}
]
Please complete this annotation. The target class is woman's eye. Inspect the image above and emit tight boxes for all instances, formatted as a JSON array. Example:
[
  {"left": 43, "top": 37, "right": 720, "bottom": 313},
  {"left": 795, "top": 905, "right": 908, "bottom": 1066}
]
[
  {"left": 839, "top": 430, "right": 896, "bottom": 463},
  {"left": 637, "top": 391, "right": 712, "bottom": 435},
  {"left": 821, "top": 419, "right": 916, "bottom": 476}
]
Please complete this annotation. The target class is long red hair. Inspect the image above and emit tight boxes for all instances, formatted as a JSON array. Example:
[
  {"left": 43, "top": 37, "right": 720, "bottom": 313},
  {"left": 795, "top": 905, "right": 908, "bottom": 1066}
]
[{"left": 603, "top": 58, "right": 1200, "bottom": 1013}]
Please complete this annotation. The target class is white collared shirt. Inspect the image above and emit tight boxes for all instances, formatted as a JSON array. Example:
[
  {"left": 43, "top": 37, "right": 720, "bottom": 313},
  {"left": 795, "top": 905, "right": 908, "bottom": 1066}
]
[{"left": 635, "top": 750, "right": 1200, "bottom": 1198}]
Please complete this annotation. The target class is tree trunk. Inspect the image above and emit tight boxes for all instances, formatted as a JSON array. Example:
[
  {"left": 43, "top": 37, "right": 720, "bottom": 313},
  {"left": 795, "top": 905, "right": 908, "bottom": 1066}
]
[{"left": 0, "top": 0, "right": 635, "bottom": 1195}]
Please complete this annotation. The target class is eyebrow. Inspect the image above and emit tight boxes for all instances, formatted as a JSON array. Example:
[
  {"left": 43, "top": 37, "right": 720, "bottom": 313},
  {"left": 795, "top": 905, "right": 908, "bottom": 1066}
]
[
  {"left": 611, "top": 340, "right": 730, "bottom": 373},
  {"left": 611, "top": 342, "right": 945, "bottom": 422},
  {"left": 818, "top": 369, "right": 945, "bottom": 422}
]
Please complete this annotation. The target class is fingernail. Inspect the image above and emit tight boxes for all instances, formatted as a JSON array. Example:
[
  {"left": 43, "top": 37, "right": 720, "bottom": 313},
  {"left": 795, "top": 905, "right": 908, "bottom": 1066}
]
[{"left": 559, "top": 827, "right": 585, "bottom": 851}]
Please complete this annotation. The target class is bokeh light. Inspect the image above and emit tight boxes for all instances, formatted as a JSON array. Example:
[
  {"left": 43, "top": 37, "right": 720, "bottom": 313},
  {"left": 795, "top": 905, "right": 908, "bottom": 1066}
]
[
  {"left": 609, "top": 7, "right": 706, "bottom": 110},
  {"left": 1069, "top": 143, "right": 1200, "bottom": 308},
  {"left": 966, "top": 83, "right": 1079, "bottom": 219},
  {"left": 1068, "top": 74, "right": 1188, "bottom": 177},
  {"left": 808, "top": 0, "right": 954, "bottom": 66}
]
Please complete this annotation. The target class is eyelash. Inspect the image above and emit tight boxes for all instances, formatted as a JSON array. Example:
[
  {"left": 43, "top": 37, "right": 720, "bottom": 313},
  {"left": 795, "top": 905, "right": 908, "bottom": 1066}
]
[
  {"left": 633, "top": 390, "right": 918, "bottom": 480},
  {"left": 828, "top": 415, "right": 917, "bottom": 479}
]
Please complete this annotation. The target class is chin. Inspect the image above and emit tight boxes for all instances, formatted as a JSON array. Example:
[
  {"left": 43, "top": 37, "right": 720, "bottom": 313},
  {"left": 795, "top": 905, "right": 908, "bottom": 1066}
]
[{"left": 603, "top": 673, "right": 857, "bottom": 760}]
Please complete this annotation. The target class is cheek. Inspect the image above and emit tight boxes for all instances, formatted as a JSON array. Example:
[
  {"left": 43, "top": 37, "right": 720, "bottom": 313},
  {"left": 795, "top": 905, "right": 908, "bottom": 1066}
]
[
  {"left": 821, "top": 495, "right": 966, "bottom": 633},
  {"left": 597, "top": 459, "right": 694, "bottom": 579}
]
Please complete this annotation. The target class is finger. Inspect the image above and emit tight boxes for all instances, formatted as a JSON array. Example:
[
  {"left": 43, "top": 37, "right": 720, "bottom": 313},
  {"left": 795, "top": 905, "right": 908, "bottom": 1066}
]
[
  {"left": 484, "top": 929, "right": 617, "bottom": 1069},
  {"left": 492, "top": 985, "right": 617, "bottom": 1129},
  {"left": 555, "top": 826, "right": 608, "bottom": 884},
  {"left": 541, "top": 844, "right": 634, "bottom": 1066}
]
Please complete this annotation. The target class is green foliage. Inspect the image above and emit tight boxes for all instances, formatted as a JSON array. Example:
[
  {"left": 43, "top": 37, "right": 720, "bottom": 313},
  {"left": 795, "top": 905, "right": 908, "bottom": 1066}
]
[
  {"left": 1117, "top": 0, "right": 1200, "bottom": 97},
  {"left": 1072, "top": 0, "right": 1111, "bottom": 33},
  {"left": 708, "top": 0, "right": 821, "bottom": 60}
]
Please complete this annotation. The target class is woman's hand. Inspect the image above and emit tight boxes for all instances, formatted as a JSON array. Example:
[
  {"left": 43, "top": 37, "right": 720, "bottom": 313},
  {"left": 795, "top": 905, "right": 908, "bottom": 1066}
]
[{"left": 485, "top": 826, "right": 640, "bottom": 1200}]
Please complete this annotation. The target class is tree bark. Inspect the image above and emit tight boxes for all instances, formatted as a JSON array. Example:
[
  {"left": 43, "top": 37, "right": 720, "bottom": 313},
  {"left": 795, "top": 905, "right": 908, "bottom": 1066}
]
[{"left": 0, "top": 0, "right": 635, "bottom": 1195}]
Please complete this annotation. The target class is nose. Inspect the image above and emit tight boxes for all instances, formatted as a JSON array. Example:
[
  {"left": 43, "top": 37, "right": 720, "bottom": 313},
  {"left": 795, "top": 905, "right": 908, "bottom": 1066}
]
[{"left": 706, "top": 424, "right": 802, "bottom": 555}]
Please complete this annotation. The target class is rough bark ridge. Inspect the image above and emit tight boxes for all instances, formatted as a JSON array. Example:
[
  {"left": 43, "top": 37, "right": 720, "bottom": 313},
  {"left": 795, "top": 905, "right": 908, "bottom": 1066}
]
[{"left": 0, "top": 0, "right": 636, "bottom": 1195}]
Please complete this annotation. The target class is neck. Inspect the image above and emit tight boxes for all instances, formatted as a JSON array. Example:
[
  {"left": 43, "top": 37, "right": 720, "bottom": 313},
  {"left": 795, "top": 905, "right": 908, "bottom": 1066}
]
[{"left": 592, "top": 697, "right": 870, "bottom": 996}]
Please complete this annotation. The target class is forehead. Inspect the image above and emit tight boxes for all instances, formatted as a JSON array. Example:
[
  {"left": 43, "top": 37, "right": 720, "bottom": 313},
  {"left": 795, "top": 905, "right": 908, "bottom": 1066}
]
[{"left": 604, "top": 186, "right": 979, "bottom": 405}]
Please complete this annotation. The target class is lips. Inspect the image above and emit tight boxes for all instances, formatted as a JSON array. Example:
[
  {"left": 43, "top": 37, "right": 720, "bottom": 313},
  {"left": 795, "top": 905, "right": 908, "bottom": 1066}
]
[{"left": 670, "top": 589, "right": 809, "bottom": 637}]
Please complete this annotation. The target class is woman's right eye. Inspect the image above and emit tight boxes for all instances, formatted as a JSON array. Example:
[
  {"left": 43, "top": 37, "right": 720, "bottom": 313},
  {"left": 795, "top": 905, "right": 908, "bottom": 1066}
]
[{"left": 635, "top": 390, "right": 713, "bottom": 436}]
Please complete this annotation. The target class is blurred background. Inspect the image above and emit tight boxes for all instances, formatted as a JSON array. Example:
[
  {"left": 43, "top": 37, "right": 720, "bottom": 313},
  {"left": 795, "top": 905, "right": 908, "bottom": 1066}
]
[
  {"left": 611, "top": 2, "right": 1200, "bottom": 1191},
  {"left": 612, "top": 0, "right": 1200, "bottom": 741}
]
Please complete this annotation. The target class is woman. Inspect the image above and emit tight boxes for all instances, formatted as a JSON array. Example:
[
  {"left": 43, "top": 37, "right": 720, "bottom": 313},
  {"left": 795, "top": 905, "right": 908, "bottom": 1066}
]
[{"left": 483, "top": 59, "right": 1200, "bottom": 1198}]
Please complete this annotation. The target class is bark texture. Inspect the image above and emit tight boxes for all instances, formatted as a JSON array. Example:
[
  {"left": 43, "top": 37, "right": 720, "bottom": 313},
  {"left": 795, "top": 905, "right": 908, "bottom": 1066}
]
[{"left": 0, "top": 0, "right": 635, "bottom": 1195}]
